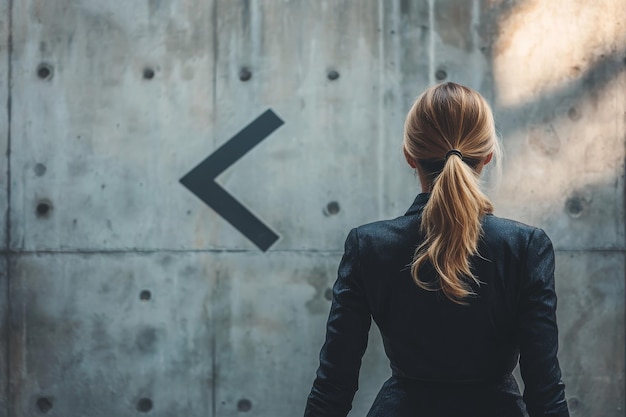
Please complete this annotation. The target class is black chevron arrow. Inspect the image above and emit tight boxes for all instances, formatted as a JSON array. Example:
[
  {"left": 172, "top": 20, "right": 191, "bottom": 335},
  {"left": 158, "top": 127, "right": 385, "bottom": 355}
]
[{"left": 180, "top": 109, "right": 284, "bottom": 251}]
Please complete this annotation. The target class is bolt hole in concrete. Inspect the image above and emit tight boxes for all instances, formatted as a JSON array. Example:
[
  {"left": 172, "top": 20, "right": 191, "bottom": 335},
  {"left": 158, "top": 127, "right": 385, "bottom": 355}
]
[
  {"left": 237, "top": 398, "right": 252, "bottom": 412},
  {"left": 36, "top": 199, "right": 53, "bottom": 218},
  {"left": 143, "top": 67, "right": 155, "bottom": 80},
  {"left": 140, "top": 290, "right": 152, "bottom": 301},
  {"left": 327, "top": 70, "right": 340, "bottom": 81},
  {"left": 567, "top": 397, "right": 580, "bottom": 411},
  {"left": 565, "top": 197, "right": 585, "bottom": 218},
  {"left": 568, "top": 107, "right": 582, "bottom": 121},
  {"left": 36, "top": 397, "right": 53, "bottom": 413},
  {"left": 137, "top": 398, "right": 153, "bottom": 412},
  {"left": 323, "top": 201, "right": 340, "bottom": 216},
  {"left": 239, "top": 67, "right": 252, "bottom": 82},
  {"left": 37, "top": 63, "right": 53, "bottom": 80},
  {"left": 435, "top": 68, "right": 447, "bottom": 81},
  {"left": 34, "top": 163, "right": 47, "bottom": 177}
]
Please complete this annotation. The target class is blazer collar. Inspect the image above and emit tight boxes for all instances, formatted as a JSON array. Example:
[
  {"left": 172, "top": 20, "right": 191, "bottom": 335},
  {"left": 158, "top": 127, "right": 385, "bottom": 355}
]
[{"left": 405, "top": 193, "right": 430, "bottom": 216}]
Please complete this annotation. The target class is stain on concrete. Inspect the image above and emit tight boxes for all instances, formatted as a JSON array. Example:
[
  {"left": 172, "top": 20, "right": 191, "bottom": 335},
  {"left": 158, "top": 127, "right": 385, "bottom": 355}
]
[
  {"left": 34, "top": 163, "right": 47, "bottom": 177},
  {"left": 159, "top": 255, "right": 173, "bottom": 266},
  {"left": 148, "top": 0, "right": 162, "bottom": 17},
  {"left": 66, "top": 159, "right": 89, "bottom": 177},
  {"left": 568, "top": 107, "right": 582, "bottom": 121},
  {"left": 90, "top": 314, "right": 111, "bottom": 352},
  {"left": 528, "top": 124, "right": 561, "bottom": 157},
  {"left": 135, "top": 326, "right": 159, "bottom": 353},
  {"left": 435, "top": 0, "right": 475, "bottom": 51},
  {"left": 304, "top": 266, "right": 333, "bottom": 314}
]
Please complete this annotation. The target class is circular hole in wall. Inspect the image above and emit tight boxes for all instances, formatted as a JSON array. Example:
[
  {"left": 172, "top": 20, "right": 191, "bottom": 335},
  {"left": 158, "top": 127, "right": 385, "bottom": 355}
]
[
  {"left": 323, "top": 201, "right": 340, "bottom": 216},
  {"left": 567, "top": 107, "right": 582, "bottom": 121},
  {"left": 435, "top": 68, "right": 447, "bottom": 81},
  {"left": 237, "top": 398, "right": 252, "bottom": 412},
  {"left": 567, "top": 397, "right": 580, "bottom": 411},
  {"left": 327, "top": 70, "right": 340, "bottom": 81},
  {"left": 239, "top": 67, "right": 252, "bottom": 82},
  {"left": 37, "top": 63, "right": 53, "bottom": 80},
  {"left": 140, "top": 290, "right": 152, "bottom": 301},
  {"left": 143, "top": 68, "right": 155, "bottom": 80},
  {"left": 565, "top": 197, "right": 584, "bottom": 218},
  {"left": 137, "top": 398, "right": 153, "bottom": 412},
  {"left": 34, "top": 163, "right": 47, "bottom": 177},
  {"left": 36, "top": 199, "right": 53, "bottom": 218},
  {"left": 36, "top": 397, "right": 53, "bottom": 413}
]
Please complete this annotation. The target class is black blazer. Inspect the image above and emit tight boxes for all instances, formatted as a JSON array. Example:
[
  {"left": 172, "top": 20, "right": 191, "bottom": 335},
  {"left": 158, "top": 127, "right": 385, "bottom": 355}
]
[{"left": 304, "top": 193, "right": 569, "bottom": 417}]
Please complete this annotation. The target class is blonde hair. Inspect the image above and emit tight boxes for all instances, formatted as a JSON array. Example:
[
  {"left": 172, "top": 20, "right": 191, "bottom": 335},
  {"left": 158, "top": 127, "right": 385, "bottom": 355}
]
[{"left": 403, "top": 82, "right": 501, "bottom": 304}]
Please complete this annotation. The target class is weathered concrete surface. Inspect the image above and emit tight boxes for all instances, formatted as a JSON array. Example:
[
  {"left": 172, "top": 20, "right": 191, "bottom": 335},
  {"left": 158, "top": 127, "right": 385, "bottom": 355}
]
[
  {"left": 0, "top": 0, "right": 10, "bottom": 415},
  {"left": 211, "top": 251, "right": 389, "bottom": 416},
  {"left": 487, "top": 0, "right": 626, "bottom": 251},
  {"left": 9, "top": 0, "right": 218, "bottom": 251},
  {"left": 555, "top": 252, "right": 625, "bottom": 416},
  {"left": 2, "top": 0, "right": 625, "bottom": 416},
  {"left": 7, "top": 250, "right": 389, "bottom": 417},
  {"left": 10, "top": 253, "right": 215, "bottom": 417},
  {"left": 8, "top": 0, "right": 429, "bottom": 253},
  {"left": 0, "top": 0, "right": 8, "bottom": 251},
  {"left": 0, "top": 257, "right": 6, "bottom": 417}
]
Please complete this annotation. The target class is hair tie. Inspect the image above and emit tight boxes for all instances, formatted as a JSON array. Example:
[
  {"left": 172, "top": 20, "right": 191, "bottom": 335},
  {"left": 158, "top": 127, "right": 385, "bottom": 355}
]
[{"left": 445, "top": 149, "right": 463, "bottom": 160}]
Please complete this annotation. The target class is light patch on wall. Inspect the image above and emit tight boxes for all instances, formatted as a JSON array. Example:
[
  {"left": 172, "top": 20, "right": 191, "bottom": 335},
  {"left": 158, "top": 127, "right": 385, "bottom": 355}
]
[
  {"left": 491, "top": 72, "right": 626, "bottom": 249},
  {"left": 496, "top": 76, "right": 625, "bottom": 204},
  {"left": 492, "top": 0, "right": 626, "bottom": 107}
]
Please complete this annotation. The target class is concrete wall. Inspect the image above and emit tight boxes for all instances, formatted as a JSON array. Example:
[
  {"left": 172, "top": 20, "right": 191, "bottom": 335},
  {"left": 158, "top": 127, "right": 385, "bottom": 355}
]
[{"left": 1, "top": 0, "right": 624, "bottom": 416}]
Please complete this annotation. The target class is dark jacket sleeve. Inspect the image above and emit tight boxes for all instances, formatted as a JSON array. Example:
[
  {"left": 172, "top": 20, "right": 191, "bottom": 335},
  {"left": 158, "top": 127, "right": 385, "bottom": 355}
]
[
  {"left": 304, "top": 228, "right": 372, "bottom": 417},
  {"left": 517, "top": 228, "right": 569, "bottom": 417}
]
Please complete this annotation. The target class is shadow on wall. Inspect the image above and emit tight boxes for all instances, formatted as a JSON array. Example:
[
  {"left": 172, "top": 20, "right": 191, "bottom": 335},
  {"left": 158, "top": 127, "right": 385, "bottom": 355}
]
[{"left": 478, "top": 0, "right": 625, "bottom": 251}]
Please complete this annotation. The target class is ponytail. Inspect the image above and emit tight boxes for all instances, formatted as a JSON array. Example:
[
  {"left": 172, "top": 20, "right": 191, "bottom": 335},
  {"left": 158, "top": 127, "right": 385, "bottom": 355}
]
[
  {"left": 411, "top": 152, "right": 493, "bottom": 303},
  {"left": 403, "top": 82, "right": 500, "bottom": 304}
]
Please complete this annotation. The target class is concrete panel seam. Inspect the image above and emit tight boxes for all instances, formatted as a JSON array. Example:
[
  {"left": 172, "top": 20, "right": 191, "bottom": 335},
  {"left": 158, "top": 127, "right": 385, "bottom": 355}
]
[
  {"left": 4, "top": 0, "right": 12, "bottom": 416},
  {"left": 0, "top": 248, "right": 623, "bottom": 256},
  {"left": 0, "top": 249, "right": 345, "bottom": 256},
  {"left": 211, "top": 271, "right": 217, "bottom": 417}
]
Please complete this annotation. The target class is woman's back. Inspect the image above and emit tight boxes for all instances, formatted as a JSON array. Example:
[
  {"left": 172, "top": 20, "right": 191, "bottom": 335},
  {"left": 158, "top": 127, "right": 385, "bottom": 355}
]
[
  {"left": 359, "top": 197, "right": 527, "bottom": 383},
  {"left": 303, "top": 83, "right": 569, "bottom": 417},
  {"left": 304, "top": 194, "right": 567, "bottom": 416}
]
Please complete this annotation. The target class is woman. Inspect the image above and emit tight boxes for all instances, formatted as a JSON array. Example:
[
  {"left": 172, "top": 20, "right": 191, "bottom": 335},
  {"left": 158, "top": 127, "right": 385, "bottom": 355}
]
[{"left": 304, "top": 82, "right": 569, "bottom": 417}]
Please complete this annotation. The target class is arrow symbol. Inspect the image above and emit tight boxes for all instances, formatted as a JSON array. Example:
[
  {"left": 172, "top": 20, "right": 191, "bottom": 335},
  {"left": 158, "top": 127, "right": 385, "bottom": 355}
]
[{"left": 180, "top": 109, "right": 284, "bottom": 251}]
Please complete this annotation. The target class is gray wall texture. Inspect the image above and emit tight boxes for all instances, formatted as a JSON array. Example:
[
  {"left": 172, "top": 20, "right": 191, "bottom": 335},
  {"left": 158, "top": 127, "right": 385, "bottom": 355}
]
[{"left": 0, "top": 0, "right": 625, "bottom": 416}]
